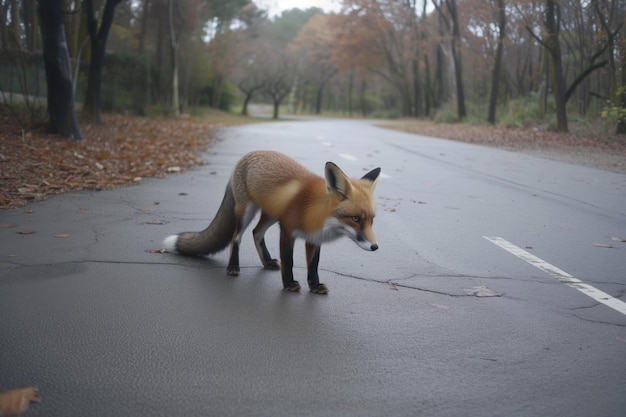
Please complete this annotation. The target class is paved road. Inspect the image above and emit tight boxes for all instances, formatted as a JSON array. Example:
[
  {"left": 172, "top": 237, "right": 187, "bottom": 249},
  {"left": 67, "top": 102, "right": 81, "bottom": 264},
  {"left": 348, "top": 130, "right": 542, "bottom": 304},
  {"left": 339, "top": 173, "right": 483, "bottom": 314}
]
[{"left": 1, "top": 119, "right": 625, "bottom": 417}]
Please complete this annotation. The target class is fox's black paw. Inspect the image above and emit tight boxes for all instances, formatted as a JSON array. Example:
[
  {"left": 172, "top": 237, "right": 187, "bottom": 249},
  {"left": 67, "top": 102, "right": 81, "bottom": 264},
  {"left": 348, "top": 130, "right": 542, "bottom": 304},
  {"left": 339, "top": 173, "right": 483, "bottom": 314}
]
[
  {"left": 227, "top": 265, "right": 240, "bottom": 276},
  {"left": 263, "top": 259, "right": 280, "bottom": 270},
  {"left": 309, "top": 284, "right": 329, "bottom": 295},
  {"left": 283, "top": 281, "right": 301, "bottom": 292}
]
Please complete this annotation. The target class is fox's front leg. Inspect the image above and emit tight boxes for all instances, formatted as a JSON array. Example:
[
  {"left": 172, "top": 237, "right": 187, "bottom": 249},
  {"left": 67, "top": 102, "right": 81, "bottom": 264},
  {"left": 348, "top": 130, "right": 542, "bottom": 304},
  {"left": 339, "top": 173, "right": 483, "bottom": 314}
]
[
  {"left": 306, "top": 243, "right": 328, "bottom": 294},
  {"left": 279, "top": 225, "right": 301, "bottom": 292}
]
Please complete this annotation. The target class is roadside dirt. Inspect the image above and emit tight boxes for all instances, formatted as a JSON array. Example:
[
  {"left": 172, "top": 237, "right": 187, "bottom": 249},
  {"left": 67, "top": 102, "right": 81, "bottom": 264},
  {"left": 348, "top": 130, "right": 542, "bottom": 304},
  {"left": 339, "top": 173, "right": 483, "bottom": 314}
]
[
  {"left": 383, "top": 119, "right": 626, "bottom": 175},
  {"left": 0, "top": 112, "right": 221, "bottom": 210},
  {"left": 1, "top": 111, "right": 624, "bottom": 210}
]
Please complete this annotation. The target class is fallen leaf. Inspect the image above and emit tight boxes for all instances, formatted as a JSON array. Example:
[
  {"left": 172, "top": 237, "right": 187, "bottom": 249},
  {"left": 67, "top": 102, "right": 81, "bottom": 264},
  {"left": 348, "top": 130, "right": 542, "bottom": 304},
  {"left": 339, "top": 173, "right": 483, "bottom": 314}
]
[
  {"left": 465, "top": 285, "right": 502, "bottom": 297},
  {"left": 387, "top": 282, "right": 399, "bottom": 291},
  {"left": 429, "top": 303, "right": 450, "bottom": 310},
  {"left": 24, "top": 209, "right": 34, "bottom": 214},
  {"left": 610, "top": 237, "right": 626, "bottom": 242},
  {"left": 0, "top": 386, "right": 40, "bottom": 416},
  {"left": 145, "top": 220, "right": 165, "bottom": 225},
  {"left": 54, "top": 233, "right": 70, "bottom": 238},
  {"left": 146, "top": 248, "right": 169, "bottom": 253},
  {"left": 592, "top": 243, "right": 614, "bottom": 248},
  {"left": 17, "top": 230, "right": 35, "bottom": 235},
  {"left": 137, "top": 207, "right": 153, "bottom": 212}
]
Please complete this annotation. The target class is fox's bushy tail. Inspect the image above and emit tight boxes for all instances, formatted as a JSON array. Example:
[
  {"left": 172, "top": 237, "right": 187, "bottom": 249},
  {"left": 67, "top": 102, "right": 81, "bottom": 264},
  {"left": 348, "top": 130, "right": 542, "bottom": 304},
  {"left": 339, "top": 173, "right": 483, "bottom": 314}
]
[{"left": 163, "top": 185, "right": 236, "bottom": 256}]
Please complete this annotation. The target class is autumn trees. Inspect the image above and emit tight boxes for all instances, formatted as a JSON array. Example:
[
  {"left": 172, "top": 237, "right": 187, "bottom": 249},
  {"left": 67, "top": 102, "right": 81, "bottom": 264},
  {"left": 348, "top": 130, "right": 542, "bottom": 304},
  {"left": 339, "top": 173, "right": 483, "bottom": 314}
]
[{"left": 1, "top": 0, "right": 625, "bottom": 134}]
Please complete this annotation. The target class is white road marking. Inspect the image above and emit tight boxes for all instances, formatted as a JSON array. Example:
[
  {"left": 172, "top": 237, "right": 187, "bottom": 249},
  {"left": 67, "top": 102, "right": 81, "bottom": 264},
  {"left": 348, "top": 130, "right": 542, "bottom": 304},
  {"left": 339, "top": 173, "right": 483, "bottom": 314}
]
[
  {"left": 483, "top": 236, "right": 626, "bottom": 316},
  {"left": 339, "top": 153, "right": 358, "bottom": 161}
]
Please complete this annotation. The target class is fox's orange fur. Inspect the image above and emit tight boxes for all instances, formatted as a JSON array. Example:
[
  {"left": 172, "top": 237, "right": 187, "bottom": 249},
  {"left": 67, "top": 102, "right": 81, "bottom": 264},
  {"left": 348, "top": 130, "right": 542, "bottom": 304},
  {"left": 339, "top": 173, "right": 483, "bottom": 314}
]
[{"left": 164, "top": 150, "right": 381, "bottom": 294}]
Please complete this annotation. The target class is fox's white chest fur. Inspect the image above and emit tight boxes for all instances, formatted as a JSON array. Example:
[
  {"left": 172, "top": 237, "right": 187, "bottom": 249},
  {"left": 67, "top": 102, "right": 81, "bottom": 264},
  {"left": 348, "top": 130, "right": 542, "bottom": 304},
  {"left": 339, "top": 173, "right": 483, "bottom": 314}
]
[{"left": 292, "top": 217, "right": 345, "bottom": 245}]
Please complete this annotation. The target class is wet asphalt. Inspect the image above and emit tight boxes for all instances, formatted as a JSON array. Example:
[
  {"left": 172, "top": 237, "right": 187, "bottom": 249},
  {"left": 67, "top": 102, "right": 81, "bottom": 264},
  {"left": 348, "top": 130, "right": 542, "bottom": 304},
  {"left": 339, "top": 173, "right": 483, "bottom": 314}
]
[{"left": 1, "top": 118, "right": 625, "bottom": 416}]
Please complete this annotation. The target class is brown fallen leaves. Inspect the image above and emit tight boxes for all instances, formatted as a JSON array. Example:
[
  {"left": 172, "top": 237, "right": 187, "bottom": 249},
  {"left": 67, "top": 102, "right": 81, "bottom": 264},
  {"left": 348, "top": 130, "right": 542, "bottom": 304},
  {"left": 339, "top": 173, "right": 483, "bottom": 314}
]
[
  {"left": 385, "top": 119, "right": 626, "bottom": 174},
  {"left": 0, "top": 386, "right": 40, "bottom": 416},
  {"left": 387, "top": 119, "right": 626, "bottom": 151},
  {"left": 1, "top": 112, "right": 221, "bottom": 210}
]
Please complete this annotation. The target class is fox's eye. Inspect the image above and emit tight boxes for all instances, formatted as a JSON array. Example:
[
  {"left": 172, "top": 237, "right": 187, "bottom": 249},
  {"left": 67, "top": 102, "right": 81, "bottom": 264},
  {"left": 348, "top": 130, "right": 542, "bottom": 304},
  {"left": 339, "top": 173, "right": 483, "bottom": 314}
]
[{"left": 351, "top": 216, "right": 361, "bottom": 224}]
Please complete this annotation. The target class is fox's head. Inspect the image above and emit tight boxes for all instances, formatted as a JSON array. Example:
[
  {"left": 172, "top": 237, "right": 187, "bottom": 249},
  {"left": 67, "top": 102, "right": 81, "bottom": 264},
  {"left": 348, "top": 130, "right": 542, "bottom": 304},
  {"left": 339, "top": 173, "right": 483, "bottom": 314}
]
[{"left": 325, "top": 162, "right": 381, "bottom": 252}]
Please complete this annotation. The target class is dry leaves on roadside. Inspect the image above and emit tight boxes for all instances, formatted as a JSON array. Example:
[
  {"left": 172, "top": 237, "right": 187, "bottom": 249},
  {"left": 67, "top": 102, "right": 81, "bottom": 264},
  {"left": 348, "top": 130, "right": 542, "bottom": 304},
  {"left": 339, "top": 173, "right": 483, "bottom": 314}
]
[
  {"left": 0, "top": 386, "right": 40, "bottom": 416},
  {"left": 146, "top": 248, "right": 169, "bottom": 253},
  {"left": 1, "top": 112, "right": 219, "bottom": 210}
]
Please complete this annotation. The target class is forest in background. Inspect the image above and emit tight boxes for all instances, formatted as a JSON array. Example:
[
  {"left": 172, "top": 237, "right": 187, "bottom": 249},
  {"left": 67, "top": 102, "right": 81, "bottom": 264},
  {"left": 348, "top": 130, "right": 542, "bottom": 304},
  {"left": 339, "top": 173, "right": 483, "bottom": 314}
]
[{"left": 1, "top": 0, "right": 625, "bottom": 137}]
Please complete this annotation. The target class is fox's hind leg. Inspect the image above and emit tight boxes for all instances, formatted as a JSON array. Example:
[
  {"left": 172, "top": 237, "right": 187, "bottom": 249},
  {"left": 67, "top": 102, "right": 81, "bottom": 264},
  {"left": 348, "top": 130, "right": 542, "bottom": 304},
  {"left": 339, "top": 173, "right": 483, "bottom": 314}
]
[
  {"left": 252, "top": 212, "right": 280, "bottom": 270},
  {"left": 227, "top": 203, "right": 258, "bottom": 276}
]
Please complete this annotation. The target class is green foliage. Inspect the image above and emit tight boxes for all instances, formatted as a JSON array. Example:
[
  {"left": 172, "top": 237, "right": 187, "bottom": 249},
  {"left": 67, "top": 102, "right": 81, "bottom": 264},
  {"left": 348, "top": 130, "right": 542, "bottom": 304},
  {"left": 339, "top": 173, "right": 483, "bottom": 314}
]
[
  {"left": 270, "top": 8, "right": 324, "bottom": 43},
  {"left": 601, "top": 87, "right": 626, "bottom": 124},
  {"left": 432, "top": 101, "right": 460, "bottom": 123},
  {"left": 360, "top": 92, "right": 386, "bottom": 117},
  {"left": 196, "top": 81, "right": 239, "bottom": 112},
  {"left": 218, "top": 82, "right": 239, "bottom": 112},
  {"left": 100, "top": 53, "right": 151, "bottom": 115},
  {"left": 497, "top": 93, "right": 555, "bottom": 128}
]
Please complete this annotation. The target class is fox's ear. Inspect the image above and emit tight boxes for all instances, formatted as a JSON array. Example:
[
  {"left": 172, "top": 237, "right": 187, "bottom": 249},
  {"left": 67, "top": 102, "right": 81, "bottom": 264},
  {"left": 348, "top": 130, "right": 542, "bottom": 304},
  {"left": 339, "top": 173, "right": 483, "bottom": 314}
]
[
  {"left": 361, "top": 167, "right": 381, "bottom": 190},
  {"left": 325, "top": 162, "right": 352, "bottom": 200}
]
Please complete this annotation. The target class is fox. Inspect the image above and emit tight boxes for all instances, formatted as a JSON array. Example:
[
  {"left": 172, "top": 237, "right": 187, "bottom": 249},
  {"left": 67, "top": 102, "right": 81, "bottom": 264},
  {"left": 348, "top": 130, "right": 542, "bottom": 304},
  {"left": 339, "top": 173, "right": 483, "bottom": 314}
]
[{"left": 163, "top": 150, "right": 381, "bottom": 294}]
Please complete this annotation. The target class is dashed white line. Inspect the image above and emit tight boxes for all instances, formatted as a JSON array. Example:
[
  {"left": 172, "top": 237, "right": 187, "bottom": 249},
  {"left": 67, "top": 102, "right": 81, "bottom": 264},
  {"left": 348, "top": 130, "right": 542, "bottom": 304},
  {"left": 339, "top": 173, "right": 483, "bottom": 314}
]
[{"left": 483, "top": 236, "right": 626, "bottom": 316}]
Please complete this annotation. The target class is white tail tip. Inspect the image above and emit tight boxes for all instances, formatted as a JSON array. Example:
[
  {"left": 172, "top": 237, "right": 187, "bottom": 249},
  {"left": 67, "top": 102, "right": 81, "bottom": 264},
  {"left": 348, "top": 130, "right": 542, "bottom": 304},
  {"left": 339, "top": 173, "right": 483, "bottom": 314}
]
[{"left": 163, "top": 235, "right": 179, "bottom": 252}]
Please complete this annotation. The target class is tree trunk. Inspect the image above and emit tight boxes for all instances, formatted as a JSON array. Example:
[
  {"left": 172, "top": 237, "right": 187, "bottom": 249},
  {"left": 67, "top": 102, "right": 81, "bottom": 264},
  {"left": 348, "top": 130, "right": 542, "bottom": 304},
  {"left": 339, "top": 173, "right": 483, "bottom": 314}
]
[
  {"left": 413, "top": 58, "right": 423, "bottom": 117},
  {"left": 617, "top": 16, "right": 626, "bottom": 135},
  {"left": 241, "top": 92, "right": 253, "bottom": 116},
  {"left": 38, "top": 0, "right": 82, "bottom": 140},
  {"left": 446, "top": 0, "right": 466, "bottom": 120},
  {"left": 545, "top": 0, "right": 568, "bottom": 132},
  {"left": 138, "top": 0, "right": 151, "bottom": 54},
  {"left": 487, "top": 0, "right": 506, "bottom": 124},
  {"left": 347, "top": 69, "right": 354, "bottom": 117},
  {"left": 168, "top": 0, "right": 180, "bottom": 116},
  {"left": 315, "top": 84, "right": 323, "bottom": 115},
  {"left": 83, "top": 0, "right": 122, "bottom": 124}
]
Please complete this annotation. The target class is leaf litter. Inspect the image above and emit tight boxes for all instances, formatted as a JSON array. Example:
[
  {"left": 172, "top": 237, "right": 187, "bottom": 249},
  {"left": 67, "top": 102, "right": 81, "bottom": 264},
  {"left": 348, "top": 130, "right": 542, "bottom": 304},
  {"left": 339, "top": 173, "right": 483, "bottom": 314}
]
[
  {"left": 0, "top": 386, "right": 40, "bottom": 416},
  {"left": 1, "top": 112, "right": 220, "bottom": 210}
]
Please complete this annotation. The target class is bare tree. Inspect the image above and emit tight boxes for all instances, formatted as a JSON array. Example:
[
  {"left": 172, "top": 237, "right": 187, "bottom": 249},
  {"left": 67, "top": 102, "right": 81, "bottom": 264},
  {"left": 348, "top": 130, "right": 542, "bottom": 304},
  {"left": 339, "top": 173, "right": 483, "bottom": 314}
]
[
  {"left": 168, "top": 0, "right": 180, "bottom": 116},
  {"left": 83, "top": 0, "right": 123, "bottom": 124},
  {"left": 433, "top": 0, "right": 467, "bottom": 120},
  {"left": 487, "top": 0, "right": 506, "bottom": 124}
]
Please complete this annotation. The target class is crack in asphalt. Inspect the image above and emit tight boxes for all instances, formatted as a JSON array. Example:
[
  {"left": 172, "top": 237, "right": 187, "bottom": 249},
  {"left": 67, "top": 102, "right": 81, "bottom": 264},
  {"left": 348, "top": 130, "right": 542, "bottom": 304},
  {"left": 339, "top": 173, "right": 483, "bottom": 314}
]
[
  {"left": 320, "top": 268, "right": 508, "bottom": 298},
  {"left": 563, "top": 309, "right": 626, "bottom": 327}
]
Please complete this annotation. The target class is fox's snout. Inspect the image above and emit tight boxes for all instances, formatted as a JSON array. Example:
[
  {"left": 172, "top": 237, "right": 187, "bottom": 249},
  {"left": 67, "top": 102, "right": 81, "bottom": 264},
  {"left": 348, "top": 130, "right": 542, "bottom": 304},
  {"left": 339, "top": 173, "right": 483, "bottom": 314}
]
[{"left": 354, "top": 233, "right": 378, "bottom": 251}]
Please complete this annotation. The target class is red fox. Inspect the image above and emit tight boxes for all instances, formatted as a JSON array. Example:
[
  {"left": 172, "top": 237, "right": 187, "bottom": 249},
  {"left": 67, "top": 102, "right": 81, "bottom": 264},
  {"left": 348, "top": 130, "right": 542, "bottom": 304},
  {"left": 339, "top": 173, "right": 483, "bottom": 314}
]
[{"left": 163, "top": 150, "right": 381, "bottom": 294}]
